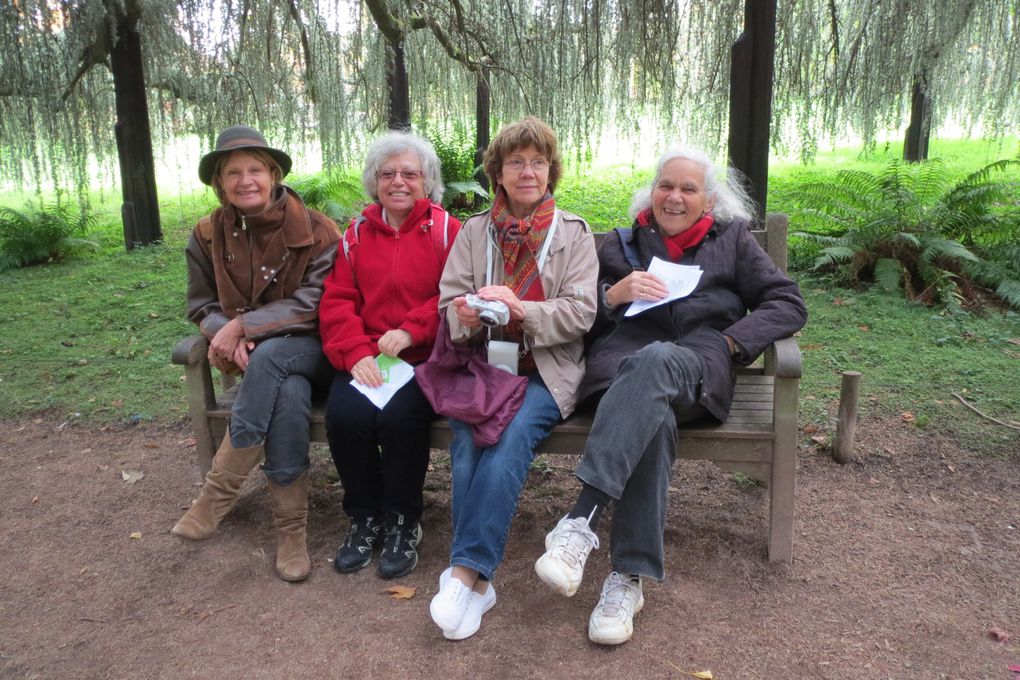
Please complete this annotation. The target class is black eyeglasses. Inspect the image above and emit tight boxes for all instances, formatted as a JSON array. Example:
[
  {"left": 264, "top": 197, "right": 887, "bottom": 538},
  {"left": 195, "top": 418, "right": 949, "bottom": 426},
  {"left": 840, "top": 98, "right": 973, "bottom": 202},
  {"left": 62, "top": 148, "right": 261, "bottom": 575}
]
[{"left": 377, "top": 169, "right": 424, "bottom": 181}]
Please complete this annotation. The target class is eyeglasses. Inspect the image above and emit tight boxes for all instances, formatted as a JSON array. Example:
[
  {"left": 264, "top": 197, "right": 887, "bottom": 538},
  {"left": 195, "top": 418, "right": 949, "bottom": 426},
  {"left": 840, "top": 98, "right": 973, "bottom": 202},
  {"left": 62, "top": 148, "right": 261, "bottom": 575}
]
[
  {"left": 503, "top": 158, "right": 550, "bottom": 174},
  {"left": 377, "top": 169, "right": 423, "bottom": 182}
]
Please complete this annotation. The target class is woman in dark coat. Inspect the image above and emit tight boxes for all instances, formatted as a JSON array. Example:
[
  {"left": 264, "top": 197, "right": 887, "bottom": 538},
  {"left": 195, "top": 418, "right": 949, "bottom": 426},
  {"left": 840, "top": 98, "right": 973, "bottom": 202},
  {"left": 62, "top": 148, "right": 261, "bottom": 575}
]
[{"left": 534, "top": 145, "right": 807, "bottom": 645}]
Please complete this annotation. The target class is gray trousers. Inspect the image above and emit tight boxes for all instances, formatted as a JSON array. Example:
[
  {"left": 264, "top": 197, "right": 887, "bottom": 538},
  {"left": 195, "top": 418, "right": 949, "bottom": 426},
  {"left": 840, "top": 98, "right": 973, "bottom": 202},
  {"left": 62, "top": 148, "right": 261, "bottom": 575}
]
[
  {"left": 229, "top": 335, "right": 332, "bottom": 486},
  {"left": 575, "top": 341, "right": 708, "bottom": 581}
]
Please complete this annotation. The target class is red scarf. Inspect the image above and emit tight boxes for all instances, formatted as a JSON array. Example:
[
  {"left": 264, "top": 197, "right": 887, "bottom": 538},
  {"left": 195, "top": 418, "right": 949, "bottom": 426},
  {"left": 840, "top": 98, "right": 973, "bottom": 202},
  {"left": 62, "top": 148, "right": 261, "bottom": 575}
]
[{"left": 636, "top": 209, "right": 714, "bottom": 261}]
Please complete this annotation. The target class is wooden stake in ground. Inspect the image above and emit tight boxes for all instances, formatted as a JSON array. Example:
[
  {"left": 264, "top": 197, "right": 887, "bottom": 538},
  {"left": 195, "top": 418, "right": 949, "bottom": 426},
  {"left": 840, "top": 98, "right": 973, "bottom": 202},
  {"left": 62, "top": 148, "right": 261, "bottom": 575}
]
[{"left": 833, "top": 371, "right": 862, "bottom": 464}]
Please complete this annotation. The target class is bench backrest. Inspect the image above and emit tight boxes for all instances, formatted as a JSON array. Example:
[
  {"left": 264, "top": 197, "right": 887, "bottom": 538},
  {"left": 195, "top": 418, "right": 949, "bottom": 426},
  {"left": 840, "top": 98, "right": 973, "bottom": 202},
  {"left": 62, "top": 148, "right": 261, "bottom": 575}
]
[{"left": 591, "top": 213, "right": 788, "bottom": 273}]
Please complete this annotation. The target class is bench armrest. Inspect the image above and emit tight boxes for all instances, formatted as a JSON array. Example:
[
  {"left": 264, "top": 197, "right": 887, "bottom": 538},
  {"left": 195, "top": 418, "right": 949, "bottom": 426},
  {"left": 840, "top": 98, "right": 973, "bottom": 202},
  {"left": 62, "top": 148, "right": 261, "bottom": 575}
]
[
  {"left": 764, "top": 336, "right": 802, "bottom": 379},
  {"left": 172, "top": 335, "right": 210, "bottom": 366}
]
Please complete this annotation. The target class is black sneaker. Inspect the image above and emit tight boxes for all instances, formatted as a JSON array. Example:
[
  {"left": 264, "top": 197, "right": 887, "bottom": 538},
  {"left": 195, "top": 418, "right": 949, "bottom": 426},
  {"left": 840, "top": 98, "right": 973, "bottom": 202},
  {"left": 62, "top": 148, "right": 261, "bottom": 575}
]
[
  {"left": 377, "top": 513, "right": 422, "bottom": 579},
  {"left": 334, "top": 516, "right": 384, "bottom": 573}
]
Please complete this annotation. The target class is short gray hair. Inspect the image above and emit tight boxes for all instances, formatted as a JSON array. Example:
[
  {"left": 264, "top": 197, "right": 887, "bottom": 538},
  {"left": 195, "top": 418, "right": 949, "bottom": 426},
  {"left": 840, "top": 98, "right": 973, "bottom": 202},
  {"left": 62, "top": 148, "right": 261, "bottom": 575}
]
[
  {"left": 361, "top": 131, "right": 445, "bottom": 204},
  {"left": 629, "top": 145, "right": 756, "bottom": 224}
]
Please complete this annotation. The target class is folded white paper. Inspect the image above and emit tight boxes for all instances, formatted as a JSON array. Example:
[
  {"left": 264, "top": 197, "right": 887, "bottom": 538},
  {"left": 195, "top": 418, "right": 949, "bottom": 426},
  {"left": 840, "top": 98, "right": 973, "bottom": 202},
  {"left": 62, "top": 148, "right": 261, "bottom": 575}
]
[
  {"left": 624, "top": 256, "right": 703, "bottom": 317},
  {"left": 351, "top": 355, "right": 415, "bottom": 409}
]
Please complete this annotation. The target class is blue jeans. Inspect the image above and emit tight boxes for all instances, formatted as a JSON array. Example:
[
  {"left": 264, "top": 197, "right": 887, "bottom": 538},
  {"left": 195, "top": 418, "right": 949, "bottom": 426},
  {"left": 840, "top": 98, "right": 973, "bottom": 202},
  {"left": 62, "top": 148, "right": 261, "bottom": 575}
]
[
  {"left": 229, "top": 335, "right": 333, "bottom": 486},
  {"left": 448, "top": 375, "right": 562, "bottom": 580},
  {"left": 575, "top": 342, "right": 708, "bottom": 581}
]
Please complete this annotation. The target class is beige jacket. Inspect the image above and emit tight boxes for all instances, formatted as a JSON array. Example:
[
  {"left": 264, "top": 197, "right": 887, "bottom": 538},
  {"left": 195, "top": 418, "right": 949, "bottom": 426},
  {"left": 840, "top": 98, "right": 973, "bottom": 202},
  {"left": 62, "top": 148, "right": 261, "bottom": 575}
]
[{"left": 438, "top": 208, "right": 598, "bottom": 418}]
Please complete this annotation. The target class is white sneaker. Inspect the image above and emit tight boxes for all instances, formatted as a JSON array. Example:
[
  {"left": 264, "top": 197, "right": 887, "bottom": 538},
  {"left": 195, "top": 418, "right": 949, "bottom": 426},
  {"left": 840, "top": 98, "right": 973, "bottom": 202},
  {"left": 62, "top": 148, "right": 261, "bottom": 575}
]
[
  {"left": 440, "top": 569, "right": 497, "bottom": 641},
  {"left": 588, "top": 572, "right": 644, "bottom": 645},
  {"left": 534, "top": 514, "right": 600, "bottom": 597},
  {"left": 429, "top": 568, "right": 472, "bottom": 632}
]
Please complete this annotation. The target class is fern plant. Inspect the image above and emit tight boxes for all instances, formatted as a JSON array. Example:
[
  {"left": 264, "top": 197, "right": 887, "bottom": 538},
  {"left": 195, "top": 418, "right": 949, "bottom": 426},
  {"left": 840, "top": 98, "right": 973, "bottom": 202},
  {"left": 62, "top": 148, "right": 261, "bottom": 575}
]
[
  {"left": 793, "top": 158, "right": 1020, "bottom": 310},
  {"left": 0, "top": 202, "right": 98, "bottom": 270},
  {"left": 288, "top": 172, "right": 363, "bottom": 224}
]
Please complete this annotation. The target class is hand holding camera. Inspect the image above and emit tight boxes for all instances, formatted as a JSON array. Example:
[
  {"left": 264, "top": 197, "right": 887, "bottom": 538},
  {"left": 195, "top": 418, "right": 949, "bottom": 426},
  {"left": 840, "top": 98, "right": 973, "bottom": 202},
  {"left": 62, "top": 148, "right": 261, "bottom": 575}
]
[{"left": 464, "top": 294, "right": 511, "bottom": 327}]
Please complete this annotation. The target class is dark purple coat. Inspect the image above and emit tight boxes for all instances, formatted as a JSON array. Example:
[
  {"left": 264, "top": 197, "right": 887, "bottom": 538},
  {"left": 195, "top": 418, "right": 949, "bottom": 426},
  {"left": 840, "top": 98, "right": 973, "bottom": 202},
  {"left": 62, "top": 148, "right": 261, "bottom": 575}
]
[{"left": 579, "top": 217, "right": 808, "bottom": 422}]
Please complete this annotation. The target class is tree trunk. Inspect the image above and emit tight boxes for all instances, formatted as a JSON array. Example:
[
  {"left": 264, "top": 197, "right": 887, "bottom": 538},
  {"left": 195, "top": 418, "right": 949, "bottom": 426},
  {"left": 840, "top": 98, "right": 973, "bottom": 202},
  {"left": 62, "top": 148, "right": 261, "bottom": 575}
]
[
  {"left": 903, "top": 74, "right": 931, "bottom": 162},
  {"left": 727, "top": 0, "right": 776, "bottom": 222},
  {"left": 474, "top": 64, "right": 491, "bottom": 192},
  {"left": 387, "top": 41, "right": 411, "bottom": 130},
  {"left": 110, "top": 10, "right": 161, "bottom": 249}
]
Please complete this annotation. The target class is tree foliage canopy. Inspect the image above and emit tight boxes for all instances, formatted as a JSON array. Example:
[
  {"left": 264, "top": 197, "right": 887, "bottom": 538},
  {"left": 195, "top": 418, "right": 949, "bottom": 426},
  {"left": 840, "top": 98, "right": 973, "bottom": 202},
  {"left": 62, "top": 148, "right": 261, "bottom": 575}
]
[{"left": 2, "top": 0, "right": 1019, "bottom": 201}]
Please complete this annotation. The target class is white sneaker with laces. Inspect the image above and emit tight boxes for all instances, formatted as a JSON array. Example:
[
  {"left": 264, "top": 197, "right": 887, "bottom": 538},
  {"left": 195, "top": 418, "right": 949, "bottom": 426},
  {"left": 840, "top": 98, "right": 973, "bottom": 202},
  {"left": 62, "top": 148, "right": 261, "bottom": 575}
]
[
  {"left": 534, "top": 513, "right": 600, "bottom": 597},
  {"left": 588, "top": 571, "right": 644, "bottom": 645},
  {"left": 439, "top": 568, "right": 497, "bottom": 641},
  {"left": 429, "top": 568, "right": 472, "bottom": 632}
]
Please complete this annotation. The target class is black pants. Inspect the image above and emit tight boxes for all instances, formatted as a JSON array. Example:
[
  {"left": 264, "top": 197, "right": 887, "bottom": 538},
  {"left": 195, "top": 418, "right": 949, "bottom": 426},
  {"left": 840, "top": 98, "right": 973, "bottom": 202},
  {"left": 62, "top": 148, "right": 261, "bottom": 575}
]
[{"left": 325, "top": 372, "right": 436, "bottom": 523}]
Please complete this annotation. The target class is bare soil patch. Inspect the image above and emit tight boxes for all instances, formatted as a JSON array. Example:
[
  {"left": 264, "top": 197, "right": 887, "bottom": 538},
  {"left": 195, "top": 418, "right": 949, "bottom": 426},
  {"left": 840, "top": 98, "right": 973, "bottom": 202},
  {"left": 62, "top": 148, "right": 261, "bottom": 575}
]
[{"left": 1, "top": 417, "right": 1017, "bottom": 679}]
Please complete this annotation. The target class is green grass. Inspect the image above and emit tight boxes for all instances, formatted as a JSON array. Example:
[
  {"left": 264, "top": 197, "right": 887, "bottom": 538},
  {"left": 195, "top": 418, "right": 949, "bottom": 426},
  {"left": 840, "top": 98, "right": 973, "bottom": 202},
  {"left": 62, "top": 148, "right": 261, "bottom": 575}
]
[
  {"left": 1, "top": 137, "right": 1017, "bottom": 456},
  {"left": 797, "top": 277, "right": 1020, "bottom": 455}
]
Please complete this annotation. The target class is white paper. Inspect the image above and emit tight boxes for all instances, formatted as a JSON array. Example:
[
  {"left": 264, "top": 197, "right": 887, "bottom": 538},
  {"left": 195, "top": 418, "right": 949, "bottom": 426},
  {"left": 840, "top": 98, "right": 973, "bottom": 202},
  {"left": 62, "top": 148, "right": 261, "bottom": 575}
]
[
  {"left": 624, "top": 256, "right": 703, "bottom": 317},
  {"left": 351, "top": 355, "right": 415, "bottom": 409}
]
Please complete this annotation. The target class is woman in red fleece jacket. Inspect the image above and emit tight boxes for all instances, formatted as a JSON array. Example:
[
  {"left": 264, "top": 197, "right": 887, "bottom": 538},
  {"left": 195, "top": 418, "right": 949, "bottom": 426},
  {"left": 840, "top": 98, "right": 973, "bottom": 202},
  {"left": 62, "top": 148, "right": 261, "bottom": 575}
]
[{"left": 319, "top": 131, "right": 461, "bottom": 579}]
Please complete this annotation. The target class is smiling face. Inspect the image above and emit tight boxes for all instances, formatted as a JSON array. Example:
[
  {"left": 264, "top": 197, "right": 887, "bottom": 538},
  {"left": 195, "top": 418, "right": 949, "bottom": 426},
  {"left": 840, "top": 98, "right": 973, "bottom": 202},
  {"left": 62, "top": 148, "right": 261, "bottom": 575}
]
[
  {"left": 496, "top": 145, "right": 550, "bottom": 218},
  {"left": 651, "top": 158, "right": 715, "bottom": 236},
  {"left": 376, "top": 151, "right": 427, "bottom": 224},
  {"left": 219, "top": 151, "right": 274, "bottom": 215}
]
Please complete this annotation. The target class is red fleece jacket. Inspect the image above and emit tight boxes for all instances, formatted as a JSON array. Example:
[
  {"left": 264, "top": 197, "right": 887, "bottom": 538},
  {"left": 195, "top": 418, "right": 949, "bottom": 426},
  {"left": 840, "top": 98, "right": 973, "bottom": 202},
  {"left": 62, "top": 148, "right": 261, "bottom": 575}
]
[{"left": 319, "top": 199, "right": 461, "bottom": 371}]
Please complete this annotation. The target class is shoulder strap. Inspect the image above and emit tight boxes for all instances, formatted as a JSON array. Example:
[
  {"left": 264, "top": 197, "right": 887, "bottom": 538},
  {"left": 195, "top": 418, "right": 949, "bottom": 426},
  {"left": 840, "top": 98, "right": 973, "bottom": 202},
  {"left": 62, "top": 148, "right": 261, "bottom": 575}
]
[
  {"left": 613, "top": 227, "right": 643, "bottom": 270},
  {"left": 341, "top": 216, "right": 367, "bottom": 287},
  {"left": 429, "top": 204, "right": 451, "bottom": 262}
]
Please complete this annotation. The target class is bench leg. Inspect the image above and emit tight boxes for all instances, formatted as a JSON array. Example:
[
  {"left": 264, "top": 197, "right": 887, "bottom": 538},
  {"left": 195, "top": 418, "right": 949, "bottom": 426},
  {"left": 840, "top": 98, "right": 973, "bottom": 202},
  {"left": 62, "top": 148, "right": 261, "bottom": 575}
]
[
  {"left": 768, "top": 379, "right": 798, "bottom": 563},
  {"left": 184, "top": 361, "right": 219, "bottom": 478}
]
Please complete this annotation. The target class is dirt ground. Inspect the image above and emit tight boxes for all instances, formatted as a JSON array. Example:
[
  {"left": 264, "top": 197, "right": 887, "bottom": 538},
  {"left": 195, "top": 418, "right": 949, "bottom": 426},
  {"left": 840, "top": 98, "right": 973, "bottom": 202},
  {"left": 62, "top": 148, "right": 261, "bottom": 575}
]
[{"left": 1, "top": 416, "right": 1018, "bottom": 680}]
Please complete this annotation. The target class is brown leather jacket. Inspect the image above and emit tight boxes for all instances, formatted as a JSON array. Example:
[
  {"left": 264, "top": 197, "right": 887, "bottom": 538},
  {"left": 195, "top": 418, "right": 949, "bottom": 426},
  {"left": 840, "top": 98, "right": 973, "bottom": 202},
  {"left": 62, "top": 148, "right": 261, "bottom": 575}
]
[{"left": 185, "top": 185, "right": 340, "bottom": 341}]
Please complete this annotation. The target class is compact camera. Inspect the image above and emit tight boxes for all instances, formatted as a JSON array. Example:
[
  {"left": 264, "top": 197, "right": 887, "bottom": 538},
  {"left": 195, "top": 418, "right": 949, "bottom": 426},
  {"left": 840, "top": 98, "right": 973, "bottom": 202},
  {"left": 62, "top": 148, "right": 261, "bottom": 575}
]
[{"left": 465, "top": 294, "right": 511, "bottom": 327}]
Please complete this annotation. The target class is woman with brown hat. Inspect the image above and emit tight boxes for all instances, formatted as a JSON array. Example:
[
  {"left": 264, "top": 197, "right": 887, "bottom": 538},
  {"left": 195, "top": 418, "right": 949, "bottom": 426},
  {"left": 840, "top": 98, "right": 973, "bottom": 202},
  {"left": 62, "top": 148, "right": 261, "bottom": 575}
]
[{"left": 171, "top": 125, "right": 340, "bottom": 582}]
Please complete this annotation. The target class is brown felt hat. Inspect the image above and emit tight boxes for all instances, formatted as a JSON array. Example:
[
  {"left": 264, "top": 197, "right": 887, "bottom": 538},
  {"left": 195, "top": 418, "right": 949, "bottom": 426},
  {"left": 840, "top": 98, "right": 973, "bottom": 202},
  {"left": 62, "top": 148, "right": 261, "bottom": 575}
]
[{"left": 198, "top": 125, "right": 293, "bottom": 185}]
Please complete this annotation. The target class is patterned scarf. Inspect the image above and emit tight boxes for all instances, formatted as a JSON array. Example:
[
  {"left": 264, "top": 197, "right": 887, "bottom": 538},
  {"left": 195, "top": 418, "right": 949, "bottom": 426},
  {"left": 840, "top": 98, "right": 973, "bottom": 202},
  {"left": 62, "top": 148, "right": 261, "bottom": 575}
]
[
  {"left": 490, "top": 186, "right": 555, "bottom": 297},
  {"left": 489, "top": 186, "right": 555, "bottom": 373}
]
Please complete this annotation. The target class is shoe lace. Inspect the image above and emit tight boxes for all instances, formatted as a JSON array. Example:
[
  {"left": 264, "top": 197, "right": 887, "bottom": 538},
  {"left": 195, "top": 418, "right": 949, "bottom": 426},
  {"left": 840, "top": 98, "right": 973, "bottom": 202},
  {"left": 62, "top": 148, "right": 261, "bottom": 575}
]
[
  {"left": 552, "top": 518, "right": 600, "bottom": 566},
  {"left": 599, "top": 572, "right": 638, "bottom": 617}
]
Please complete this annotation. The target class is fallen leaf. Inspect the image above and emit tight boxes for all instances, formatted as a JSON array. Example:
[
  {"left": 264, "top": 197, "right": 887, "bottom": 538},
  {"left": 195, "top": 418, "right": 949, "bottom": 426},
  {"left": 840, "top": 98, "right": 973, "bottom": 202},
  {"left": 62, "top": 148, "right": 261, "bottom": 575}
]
[
  {"left": 32, "top": 495, "right": 39, "bottom": 503},
  {"left": 121, "top": 469, "right": 144, "bottom": 484},
  {"left": 667, "top": 662, "right": 713, "bottom": 679},
  {"left": 988, "top": 626, "right": 1010, "bottom": 643},
  {"left": 144, "top": 442, "right": 158, "bottom": 449},
  {"left": 833, "top": 296, "right": 845, "bottom": 306},
  {"left": 883, "top": 446, "right": 895, "bottom": 455},
  {"left": 901, "top": 412, "right": 915, "bottom": 422},
  {"left": 858, "top": 324, "right": 870, "bottom": 331},
  {"left": 800, "top": 343, "right": 823, "bottom": 350},
  {"left": 983, "top": 495, "right": 1001, "bottom": 504},
  {"left": 803, "top": 424, "right": 819, "bottom": 434},
  {"left": 129, "top": 531, "right": 142, "bottom": 540},
  {"left": 810, "top": 434, "right": 827, "bottom": 446},
  {"left": 79, "top": 567, "right": 88, "bottom": 575},
  {"left": 929, "top": 493, "right": 939, "bottom": 503},
  {"left": 61, "top": 340, "right": 75, "bottom": 347},
  {"left": 945, "top": 463, "right": 956, "bottom": 473},
  {"left": 868, "top": 478, "right": 882, "bottom": 487},
  {"left": 383, "top": 585, "right": 416, "bottom": 600},
  {"left": 1006, "top": 338, "right": 1020, "bottom": 346}
]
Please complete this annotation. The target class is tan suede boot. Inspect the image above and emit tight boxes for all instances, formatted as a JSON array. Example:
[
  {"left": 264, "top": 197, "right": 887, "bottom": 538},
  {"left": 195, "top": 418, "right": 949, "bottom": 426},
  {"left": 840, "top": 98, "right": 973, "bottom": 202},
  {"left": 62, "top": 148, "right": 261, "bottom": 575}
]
[
  {"left": 171, "top": 433, "right": 263, "bottom": 540},
  {"left": 267, "top": 472, "right": 311, "bottom": 582}
]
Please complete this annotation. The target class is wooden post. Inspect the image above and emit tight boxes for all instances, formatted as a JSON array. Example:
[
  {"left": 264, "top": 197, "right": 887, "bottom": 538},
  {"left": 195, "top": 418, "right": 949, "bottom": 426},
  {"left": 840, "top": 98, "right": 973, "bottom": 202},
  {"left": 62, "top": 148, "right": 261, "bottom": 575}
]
[
  {"left": 832, "top": 371, "right": 862, "bottom": 464},
  {"left": 727, "top": 0, "right": 777, "bottom": 222}
]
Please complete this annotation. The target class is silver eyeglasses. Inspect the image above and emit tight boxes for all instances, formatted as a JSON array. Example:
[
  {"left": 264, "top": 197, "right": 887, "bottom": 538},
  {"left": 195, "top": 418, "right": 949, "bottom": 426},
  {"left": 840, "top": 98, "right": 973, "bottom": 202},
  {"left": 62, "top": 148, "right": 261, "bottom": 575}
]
[
  {"left": 377, "top": 169, "right": 424, "bottom": 181},
  {"left": 503, "top": 158, "right": 550, "bottom": 173}
]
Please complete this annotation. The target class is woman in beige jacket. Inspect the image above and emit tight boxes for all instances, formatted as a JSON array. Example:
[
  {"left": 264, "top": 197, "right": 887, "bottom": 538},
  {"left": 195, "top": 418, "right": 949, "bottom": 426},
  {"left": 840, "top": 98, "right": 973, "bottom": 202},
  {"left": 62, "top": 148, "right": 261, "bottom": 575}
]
[{"left": 428, "top": 117, "right": 598, "bottom": 640}]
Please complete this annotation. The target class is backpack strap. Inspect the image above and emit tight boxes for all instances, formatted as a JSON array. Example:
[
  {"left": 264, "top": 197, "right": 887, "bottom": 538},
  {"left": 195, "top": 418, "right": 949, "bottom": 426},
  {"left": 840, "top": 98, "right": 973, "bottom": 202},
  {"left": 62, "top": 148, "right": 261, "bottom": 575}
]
[
  {"left": 613, "top": 227, "right": 644, "bottom": 271},
  {"left": 341, "top": 216, "right": 367, "bottom": 287},
  {"left": 429, "top": 204, "right": 451, "bottom": 261}
]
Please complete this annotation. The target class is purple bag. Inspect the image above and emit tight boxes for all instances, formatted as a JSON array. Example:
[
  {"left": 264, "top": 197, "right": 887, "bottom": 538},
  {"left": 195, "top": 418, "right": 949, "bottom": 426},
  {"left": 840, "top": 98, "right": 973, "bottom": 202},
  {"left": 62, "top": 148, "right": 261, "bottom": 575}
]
[{"left": 415, "top": 316, "right": 527, "bottom": 446}]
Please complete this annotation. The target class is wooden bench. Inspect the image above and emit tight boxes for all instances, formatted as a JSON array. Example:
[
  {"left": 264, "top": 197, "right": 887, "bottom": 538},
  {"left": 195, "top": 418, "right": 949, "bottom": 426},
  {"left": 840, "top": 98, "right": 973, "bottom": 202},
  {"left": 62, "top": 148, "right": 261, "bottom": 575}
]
[{"left": 172, "top": 213, "right": 802, "bottom": 562}]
